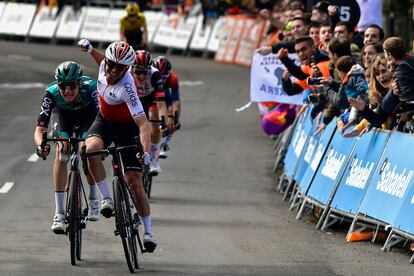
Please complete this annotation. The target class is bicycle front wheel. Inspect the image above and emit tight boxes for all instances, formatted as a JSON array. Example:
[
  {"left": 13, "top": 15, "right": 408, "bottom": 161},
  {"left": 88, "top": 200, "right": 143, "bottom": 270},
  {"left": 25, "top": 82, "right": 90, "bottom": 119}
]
[
  {"left": 68, "top": 171, "right": 83, "bottom": 265},
  {"left": 114, "top": 176, "right": 139, "bottom": 272}
]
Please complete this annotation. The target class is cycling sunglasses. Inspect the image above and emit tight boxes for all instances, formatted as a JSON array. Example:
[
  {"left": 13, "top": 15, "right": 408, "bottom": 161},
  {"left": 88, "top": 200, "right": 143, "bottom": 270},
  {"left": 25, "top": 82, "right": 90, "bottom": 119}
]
[
  {"left": 58, "top": 81, "right": 79, "bottom": 90},
  {"left": 106, "top": 59, "right": 128, "bottom": 70},
  {"left": 133, "top": 67, "right": 149, "bottom": 75}
]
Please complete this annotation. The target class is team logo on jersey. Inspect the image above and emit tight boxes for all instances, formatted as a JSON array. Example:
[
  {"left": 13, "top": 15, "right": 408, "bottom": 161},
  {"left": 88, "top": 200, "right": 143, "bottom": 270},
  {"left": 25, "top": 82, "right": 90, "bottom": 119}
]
[{"left": 125, "top": 83, "right": 138, "bottom": 106}]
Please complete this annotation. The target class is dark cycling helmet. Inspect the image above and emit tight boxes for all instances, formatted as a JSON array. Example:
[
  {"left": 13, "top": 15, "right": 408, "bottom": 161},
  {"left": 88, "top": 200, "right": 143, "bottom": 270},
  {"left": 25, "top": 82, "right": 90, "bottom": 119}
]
[
  {"left": 125, "top": 2, "right": 140, "bottom": 16},
  {"left": 105, "top": 41, "right": 136, "bottom": 65},
  {"left": 55, "top": 61, "right": 83, "bottom": 83},
  {"left": 134, "top": 50, "right": 152, "bottom": 69},
  {"left": 153, "top": 56, "right": 172, "bottom": 76}
]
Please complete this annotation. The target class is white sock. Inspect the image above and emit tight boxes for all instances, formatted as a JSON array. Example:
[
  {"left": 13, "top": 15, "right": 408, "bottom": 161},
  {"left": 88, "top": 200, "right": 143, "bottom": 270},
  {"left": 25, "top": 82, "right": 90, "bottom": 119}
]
[
  {"left": 150, "top": 143, "right": 160, "bottom": 161},
  {"left": 89, "top": 184, "right": 98, "bottom": 200},
  {"left": 55, "top": 192, "right": 65, "bottom": 214},
  {"left": 140, "top": 215, "right": 152, "bottom": 235},
  {"left": 96, "top": 179, "right": 111, "bottom": 199}
]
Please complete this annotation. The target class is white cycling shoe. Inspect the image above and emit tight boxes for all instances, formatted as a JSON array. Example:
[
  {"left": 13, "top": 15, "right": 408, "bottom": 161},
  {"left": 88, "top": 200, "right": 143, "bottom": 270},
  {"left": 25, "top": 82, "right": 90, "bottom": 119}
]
[
  {"left": 159, "top": 143, "right": 170, "bottom": 159},
  {"left": 149, "top": 160, "right": 162, "bottom": 175},
  {"left": 88, "top": 199, "right": 100, "bottom": 221},
  {"left": 100, "top": 198, "right": 114, "bottom": 218},
  {"left": 143, "top": 232, "right": 157, "bottom": 253},
  {"left": 51, "top": 213, "right": 65, "bottom": 234}
]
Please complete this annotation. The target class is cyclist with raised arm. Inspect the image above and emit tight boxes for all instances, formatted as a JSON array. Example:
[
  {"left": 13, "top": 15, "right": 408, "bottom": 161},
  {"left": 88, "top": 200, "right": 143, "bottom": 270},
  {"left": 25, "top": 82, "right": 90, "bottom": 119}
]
[
  {"left": 77, "top": 39, "right": 157, "bottom": 252},
  {"left": 34, "top": 61, "right": 100, "bottom": 234},
  {"left": 153, "top": 56, "right": 181, "bottom": 158},
  {"left": 131, "top": 50, "right": 170, "bottom": 175},
  {"left": 120, "top": 2, "right": 148, "bottom": 50}
]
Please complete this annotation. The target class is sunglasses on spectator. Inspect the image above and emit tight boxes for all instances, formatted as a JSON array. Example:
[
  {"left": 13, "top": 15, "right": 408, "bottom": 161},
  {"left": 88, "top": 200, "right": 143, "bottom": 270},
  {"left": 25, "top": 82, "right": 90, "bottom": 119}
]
[
  {"left": 106, "top": 59, "right": 128, "bottom": 70},
  {"left": 58, "top": 81, "right": 79, "bottom": 90},
  {"left": 133, "top": 67, "right": 148, "bottom": 75}
]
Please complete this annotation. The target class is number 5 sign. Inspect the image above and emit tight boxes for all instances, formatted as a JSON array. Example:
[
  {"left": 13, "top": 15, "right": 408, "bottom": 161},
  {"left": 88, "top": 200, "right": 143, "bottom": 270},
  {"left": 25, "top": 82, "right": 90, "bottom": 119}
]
[{"left": 331, "top": 0, "right": 361, "bottom": 28}]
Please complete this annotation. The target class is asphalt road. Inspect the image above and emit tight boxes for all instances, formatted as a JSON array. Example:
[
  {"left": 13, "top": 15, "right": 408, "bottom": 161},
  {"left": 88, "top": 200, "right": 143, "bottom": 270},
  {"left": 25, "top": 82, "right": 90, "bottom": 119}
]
[{"left": 0, "top": 41, "right": 412, "bottom": 275}]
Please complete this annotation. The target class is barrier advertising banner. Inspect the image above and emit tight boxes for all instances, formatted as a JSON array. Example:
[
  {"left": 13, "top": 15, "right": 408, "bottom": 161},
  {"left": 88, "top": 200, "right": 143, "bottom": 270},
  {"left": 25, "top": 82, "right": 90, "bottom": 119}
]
[
  {"left": 214, "top": 16, "right": 236, "bottom": 62},
  {"left": 293, "top": 117, "right": 318, "bottom": 183},
  {"left": 29, "top": 7, "right": 60, "bottom": 38},
  {"left": 152, "top": 13, "right": 179, "bottom": 47},
  {"left": 0, "top": 2, "right": 6, "bottom": 21},
  {"left": 392, "top": 179, "right": 414, "bottom": 235},
  {"left": 307, "top": 130, "right": 357, "bottom": 205},
  {"left": 101, "top": 9, "right": 124, "bottom": 42},
  {"left": 357, "top": 131, "right": 414, "bottom": 225},
  {"left": 207, "top": 17, "right": 223, "bottom": 52},
  {"left": 169, "top": 16, "right": 197, "bottom": 49},
  {"left": 283, "top": 108, "right": 310, "bottom": 178},
  {"left": 144, "top": 11, "right": 164, "bottom": 43},
  {"left": 330, "top": 130, "right": 390, "bottom": 214},
  {"left": 55, "top": 6, "right": 85, "bottom": 40},
  {"left": 190, "top": 14, "right": 212, "bottom": 51},
  {"left": 0, "top": 3, "right": 36, "bottom": 36},
  {"left": 297, "top": 120, "right": 336, "bottom": 193},
  {"left": 250, "top": 52, "right": 302, "bottom": 105},
  {"left": 223, "top": 15, "right": 246, "bottom": 63},
  {"left": 234, "top": 18, "right": 266, "bottom": 67},
  {"left": 80, "top": 7, "right": 110, "bottom": 41}
]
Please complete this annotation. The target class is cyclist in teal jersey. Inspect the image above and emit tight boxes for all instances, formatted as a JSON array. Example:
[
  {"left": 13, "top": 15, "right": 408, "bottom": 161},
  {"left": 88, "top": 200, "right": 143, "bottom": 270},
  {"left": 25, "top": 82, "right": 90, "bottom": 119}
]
[{"left": 34, "top": 61, "right": 101, "bottom": 234}]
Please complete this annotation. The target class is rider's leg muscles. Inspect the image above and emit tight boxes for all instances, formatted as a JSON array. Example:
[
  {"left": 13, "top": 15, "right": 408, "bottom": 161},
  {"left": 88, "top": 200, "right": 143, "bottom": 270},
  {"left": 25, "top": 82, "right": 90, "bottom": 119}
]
[
  {"left": 53, "top": 141, "right": 69, "bottom": 215},
  {"left": 149, "top": 107, "right": 161, "bottom": 161}
]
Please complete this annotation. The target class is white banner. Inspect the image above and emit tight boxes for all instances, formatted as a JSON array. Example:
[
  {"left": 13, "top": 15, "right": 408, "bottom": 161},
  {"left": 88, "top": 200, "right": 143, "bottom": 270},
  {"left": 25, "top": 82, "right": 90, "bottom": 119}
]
[
  {"left": 189, "top": 14, "right": 212, "bottom": 51},
  {"left": 80, "top": 7, "right": 110, "bottom": 41},
  {"left": 55, "top": 6, "right": 85, "bottom": 39},
  {"left": 169, "top": 16, "right": 196, "bottom": 49},
  {"left": 0, "top": 3, "right": 36, "bottom": 36},
  {"left": 250, "top": 52, "right": 303, "bottom": 105},
  {"left": 144, "top": 11, "right": 164, "bottom": 43},
  {"left": 101, "top": 9, "right": 123, "bottom": 42},
  {"left": 0, "top": 2, "right": 5, "bottom": 21},
  {"left": 207, "top": 17, "right": 223, "bottom": 52},
  {"left": 29, "top": 7, "right": 60, "bottom": 38},
  {"left": 152, "top": 13, "right": 178, "bottom": 47}
]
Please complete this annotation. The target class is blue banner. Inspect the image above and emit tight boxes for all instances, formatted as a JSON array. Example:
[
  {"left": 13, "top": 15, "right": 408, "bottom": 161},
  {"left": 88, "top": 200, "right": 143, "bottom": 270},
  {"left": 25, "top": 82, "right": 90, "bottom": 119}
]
[
  {"left": 307, "top": 130, "right": 357, "bottom": 205},
  {"left": 293, "top": 116, "right": 318, "bottom": 183},
  {"left": 283, "top": 108, "right": 312, "bottom": 177},
  {"left": 357, "top": 132, "right": 414, "bottom": 225},
  {"left": 297, "top": 120, "right": 336, "bottom": 193},
  {"left": 330, "top": 130, "right": 390, "bottom": 214}
]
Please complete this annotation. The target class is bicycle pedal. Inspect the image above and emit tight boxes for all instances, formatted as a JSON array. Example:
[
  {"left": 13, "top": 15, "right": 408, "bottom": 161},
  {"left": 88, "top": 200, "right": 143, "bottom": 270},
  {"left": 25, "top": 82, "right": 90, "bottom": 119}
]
[
  {"left": 114, "top": 229, "right": 120, "bottom": 236},
  {"left": 81, "top": 221, "right": 86, "bottom": 229}
]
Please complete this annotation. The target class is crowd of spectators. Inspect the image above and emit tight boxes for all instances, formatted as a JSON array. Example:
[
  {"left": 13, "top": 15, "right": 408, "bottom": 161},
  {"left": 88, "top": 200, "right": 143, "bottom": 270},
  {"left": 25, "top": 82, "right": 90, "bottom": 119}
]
[{"left": 254, "top": 0, "right": 414, "bottom": 138}]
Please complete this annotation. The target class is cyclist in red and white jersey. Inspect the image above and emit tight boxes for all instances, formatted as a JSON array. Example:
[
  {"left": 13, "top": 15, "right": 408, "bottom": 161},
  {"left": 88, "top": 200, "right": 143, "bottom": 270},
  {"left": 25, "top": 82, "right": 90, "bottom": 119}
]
[
  {"left": 131, "top": 50, "right": 170, "bottom": 175},
  {"left": 77, "top": 39, "right": 157, "bottom": 252},
  {"left": 153, "top": 56, "right": 181, "bottom": 158}
]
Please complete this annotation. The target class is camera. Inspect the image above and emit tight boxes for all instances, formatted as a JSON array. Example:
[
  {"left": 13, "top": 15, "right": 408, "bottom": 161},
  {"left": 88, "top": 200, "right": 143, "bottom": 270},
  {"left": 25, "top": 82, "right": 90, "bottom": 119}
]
[{"left": 307, "top": 77, "right": 321, "bottom": 86}]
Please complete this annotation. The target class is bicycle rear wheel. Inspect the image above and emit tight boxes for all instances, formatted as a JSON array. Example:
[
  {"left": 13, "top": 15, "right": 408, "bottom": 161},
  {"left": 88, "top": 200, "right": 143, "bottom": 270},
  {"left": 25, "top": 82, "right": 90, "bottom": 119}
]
[
  {"left": 114, "top": 176, "right": 139, "bottom": 272},
  {"left": 68, "top": 171, "right": 83, "bottom": 265}
]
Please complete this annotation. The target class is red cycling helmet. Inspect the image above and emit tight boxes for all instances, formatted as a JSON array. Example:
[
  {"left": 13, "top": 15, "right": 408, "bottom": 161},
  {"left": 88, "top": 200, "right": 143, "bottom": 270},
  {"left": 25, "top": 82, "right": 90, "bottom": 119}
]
[
  {"left": 153, "top": 56, "right": 172, "bottom": 76},
  {"left": 134, "top": 50, "right": 152, "bottom": 69}
]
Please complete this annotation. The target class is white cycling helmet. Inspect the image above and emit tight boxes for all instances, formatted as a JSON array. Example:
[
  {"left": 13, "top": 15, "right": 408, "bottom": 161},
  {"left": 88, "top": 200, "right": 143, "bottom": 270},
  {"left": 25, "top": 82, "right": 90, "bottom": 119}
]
[{"left": 105, "top": 41, "right": 136, "bottom": 65}]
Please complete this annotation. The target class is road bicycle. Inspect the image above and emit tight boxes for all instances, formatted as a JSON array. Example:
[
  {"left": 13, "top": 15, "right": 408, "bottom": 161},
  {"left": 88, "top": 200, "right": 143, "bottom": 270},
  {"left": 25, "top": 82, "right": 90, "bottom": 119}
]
[
  {"left": 41, "top": 128, "right": 89, "bottom": 266},
  {"left": 83, "top": 138, "right": 151, "bottom": 272}
]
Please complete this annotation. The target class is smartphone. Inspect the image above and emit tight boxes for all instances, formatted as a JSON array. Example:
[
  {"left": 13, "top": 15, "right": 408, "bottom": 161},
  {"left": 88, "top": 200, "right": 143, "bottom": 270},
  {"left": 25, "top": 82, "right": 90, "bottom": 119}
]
[{"left": 307, "top": 77, "right": 321, "bottom": 86}]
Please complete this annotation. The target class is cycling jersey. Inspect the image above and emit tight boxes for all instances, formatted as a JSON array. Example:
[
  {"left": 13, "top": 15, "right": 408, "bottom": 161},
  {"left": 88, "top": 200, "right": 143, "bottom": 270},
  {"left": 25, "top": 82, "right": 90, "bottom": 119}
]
[
  {"left": 164, "top": 71, "right": 180, "bottom": 107},
  {"left": 97, "top": 60, "right": 145, "bottom": 122},
  {"left": 120, "top": 13, "right": 147, "bottom": 49},
  {"left": 37, "top": 76, "right": 98, "bottom": 128},
  {"left": 133, "top": 66, "right": 165, "bottom": 99}
]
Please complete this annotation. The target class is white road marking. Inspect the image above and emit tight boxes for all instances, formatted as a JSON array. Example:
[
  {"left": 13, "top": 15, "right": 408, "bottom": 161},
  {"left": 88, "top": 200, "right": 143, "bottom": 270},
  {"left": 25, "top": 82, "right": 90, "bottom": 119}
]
[
  {"left": 28, "top": 153, "right": 40, "bottom": 162},
  {"left": 0, "top": 83, "right": 46, "bottom": 89},
  {"left": 8, "top": 54, "right": 32, "bottom": 61},
  {"left": 0, "top": 182, "right": 14, "bottom": 194},
  {"left": 180, "top": 81, "right": 204, "bottom": 87}
]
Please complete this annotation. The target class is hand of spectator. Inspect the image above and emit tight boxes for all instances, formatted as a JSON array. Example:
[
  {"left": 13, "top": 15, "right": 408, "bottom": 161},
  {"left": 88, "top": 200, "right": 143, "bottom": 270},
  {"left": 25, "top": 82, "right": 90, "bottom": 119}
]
[
  {"left": 282, "top": 69, "right": 291, "bottom": 81},
  {"left": 337, "top": 119, "right": 345, "bottom": 134},
  {"left": 297, "top": 104, "right": 308, "bottom": 117},
  {"left": 343, "top": 118, "right": 356, "bottom": 132},
  {"left": 277, "top": 48, "right": 289, "bottom": 59},
  {"left": 318, "top": 77, "right": 332, "bottom": 86},
  {"left": 391, "top": 80, "right": 399, "bottom": 96},
  {"left": 259, "top": 9, "right": 270, "bottom": 19},
  {"left": 256, "top": 46, "right": 272, "bottom": 56},
  {"left": 397, "top": 112, "right": 410, "bottom": 122},
  {"left": 313, "top": 123, "right": 326, "bottom": 136},
  {"left": 342, "top": 127, "right": 362, "bottom": 138},
  {"left": 311, "top": 64, "right": 322, "bottom": 78},
  {"left": 348, "top": 97, "right": 366, "bottom": 111},
  {"left": 328, "top": 5, "right": 338, "bottom": 16},
  {"left": 359, "top": 127, "right": 370, "bottom": 137},
  {"left": 370, "top": 90, "right": 382, "bottom": 105}
]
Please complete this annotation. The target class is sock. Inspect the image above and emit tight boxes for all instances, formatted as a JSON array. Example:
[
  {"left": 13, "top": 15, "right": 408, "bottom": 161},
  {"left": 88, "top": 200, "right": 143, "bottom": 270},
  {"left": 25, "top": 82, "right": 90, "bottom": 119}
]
[
  {"left": 89, "top": 184, "right": 98, "bottom": 200},
  {"left": 140, "top": 215, "right": 152, "bottom": 235},
  {"left": 96, "top": 179, "right": 111, "bottom": 199},
  {"left": 162, "top": 134, "right": 172, "bottom": 145},
  {"left": 150, "top": 143, "right": 160, "bottom": 161},
  {"left": 55, "top": 192, "right": 65, "bottom": 214}
]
